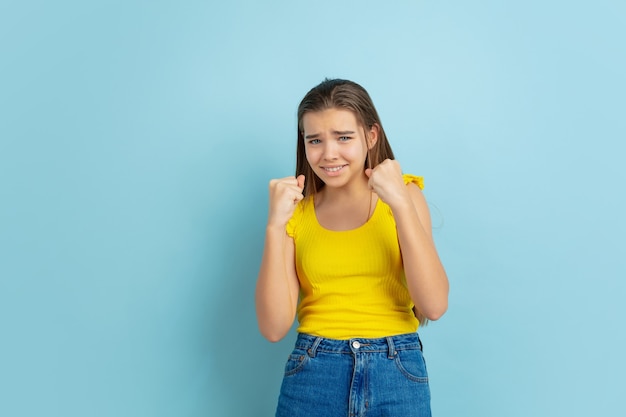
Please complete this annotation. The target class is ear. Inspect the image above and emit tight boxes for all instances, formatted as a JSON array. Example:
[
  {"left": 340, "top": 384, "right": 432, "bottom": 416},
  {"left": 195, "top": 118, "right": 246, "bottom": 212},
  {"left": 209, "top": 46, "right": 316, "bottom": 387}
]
[{"left": 367, "top": 123, "right": 380, "bottom": 149}]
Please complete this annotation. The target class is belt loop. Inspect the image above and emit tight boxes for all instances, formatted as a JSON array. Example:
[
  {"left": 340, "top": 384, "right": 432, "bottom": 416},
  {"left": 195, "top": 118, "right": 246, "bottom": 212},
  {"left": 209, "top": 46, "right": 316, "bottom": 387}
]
[
  {"left": 386, "top": 336, "right": 396, "bottom": 359},
  {"left": 307, "top": 337, "right": 323, "bottom": 358}
]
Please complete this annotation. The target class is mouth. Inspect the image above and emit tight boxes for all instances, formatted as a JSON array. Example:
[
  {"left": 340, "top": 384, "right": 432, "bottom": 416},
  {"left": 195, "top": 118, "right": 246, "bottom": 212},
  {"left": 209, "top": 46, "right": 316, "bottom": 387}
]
[{"left": 322, "top": 165, "right": 347, "bottom": 173}]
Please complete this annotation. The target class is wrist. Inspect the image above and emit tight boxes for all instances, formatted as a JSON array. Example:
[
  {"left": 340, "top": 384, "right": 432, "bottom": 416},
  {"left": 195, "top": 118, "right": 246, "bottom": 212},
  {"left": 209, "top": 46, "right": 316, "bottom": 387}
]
[{"left": 386, "top": 191, "right": 413, "bottom": 212}]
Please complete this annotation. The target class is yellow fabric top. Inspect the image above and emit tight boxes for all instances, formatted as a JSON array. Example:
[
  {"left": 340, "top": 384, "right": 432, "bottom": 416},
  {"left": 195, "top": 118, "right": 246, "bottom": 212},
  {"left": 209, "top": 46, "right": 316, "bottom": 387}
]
[{"left": 286, "top": 174, "right": 424, "bottom": 340}]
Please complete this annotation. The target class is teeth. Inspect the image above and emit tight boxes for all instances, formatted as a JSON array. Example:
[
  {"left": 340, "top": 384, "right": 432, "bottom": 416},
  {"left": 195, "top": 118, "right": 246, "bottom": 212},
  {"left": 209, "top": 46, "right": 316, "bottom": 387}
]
[{"left": 324, "top": 166, "right": 344, "bottom": 172}]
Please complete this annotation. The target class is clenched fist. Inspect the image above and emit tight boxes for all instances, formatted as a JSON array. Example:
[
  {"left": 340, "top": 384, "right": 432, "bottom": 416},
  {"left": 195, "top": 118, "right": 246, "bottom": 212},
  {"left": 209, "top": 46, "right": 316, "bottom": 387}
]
[
  {"left": 365, "top": 159, "right": 409, "bottom": 208},
  {"left": 267, "top": 175, "right": 305, "bottom": 227}
]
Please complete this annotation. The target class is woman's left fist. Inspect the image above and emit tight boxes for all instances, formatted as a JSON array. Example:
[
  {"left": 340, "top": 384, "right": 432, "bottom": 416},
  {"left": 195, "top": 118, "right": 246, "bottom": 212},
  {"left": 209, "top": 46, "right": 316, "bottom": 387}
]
[{"left": 364, "top": 159, "right": 408, "bottom": 206}]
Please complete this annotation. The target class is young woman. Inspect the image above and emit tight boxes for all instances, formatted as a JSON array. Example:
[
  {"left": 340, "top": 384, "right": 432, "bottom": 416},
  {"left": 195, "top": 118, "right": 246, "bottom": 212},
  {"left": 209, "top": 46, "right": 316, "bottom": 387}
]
[{"left": 256, "top": 79, "right": 449, "bottom": 417}]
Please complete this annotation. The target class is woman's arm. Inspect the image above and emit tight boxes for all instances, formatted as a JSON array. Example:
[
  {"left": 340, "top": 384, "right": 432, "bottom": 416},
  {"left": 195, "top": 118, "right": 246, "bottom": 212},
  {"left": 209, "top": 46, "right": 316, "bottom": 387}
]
[
  {"left": 366, "top": 161, "right": 449, "bottom": 320},
  {"left": 393, "top": 183, "right": 449, "bottom": 320},
  {"left": 255, "top": 226, "right": 300, "bottom": 342},
  {"left": 255, "top": 176, "right": 304, "bottom": 342}
]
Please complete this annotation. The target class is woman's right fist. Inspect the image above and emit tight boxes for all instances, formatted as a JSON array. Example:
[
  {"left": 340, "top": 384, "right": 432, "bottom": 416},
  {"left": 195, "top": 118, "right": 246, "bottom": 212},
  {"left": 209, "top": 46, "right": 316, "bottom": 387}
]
[{"left": 267, "top": 175, "right": 305, "bottom": 226}]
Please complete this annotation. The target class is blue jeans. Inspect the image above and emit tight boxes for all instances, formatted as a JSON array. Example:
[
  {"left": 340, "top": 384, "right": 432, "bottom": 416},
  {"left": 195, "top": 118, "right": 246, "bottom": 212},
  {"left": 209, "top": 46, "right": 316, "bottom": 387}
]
[{"left": 276, "top": 333, "right": 431, "bottom": 417}]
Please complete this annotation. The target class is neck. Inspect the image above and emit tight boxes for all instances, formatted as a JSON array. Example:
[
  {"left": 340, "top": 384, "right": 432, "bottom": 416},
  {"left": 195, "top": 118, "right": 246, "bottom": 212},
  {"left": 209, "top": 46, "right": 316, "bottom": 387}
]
[{"left": 318, "top": 175, "right": 370, "bottom": 204}]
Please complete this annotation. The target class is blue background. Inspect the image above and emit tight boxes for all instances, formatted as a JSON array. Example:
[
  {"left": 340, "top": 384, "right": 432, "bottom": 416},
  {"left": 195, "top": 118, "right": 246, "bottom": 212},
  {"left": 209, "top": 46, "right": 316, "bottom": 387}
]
[{"left": 1, "top": 1, "right": 625, "bottom": 416}]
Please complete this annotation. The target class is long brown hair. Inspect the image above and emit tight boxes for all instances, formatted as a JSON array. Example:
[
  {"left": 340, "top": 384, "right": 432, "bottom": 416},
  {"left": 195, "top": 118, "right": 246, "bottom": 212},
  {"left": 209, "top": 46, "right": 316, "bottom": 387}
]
[
  {"left": 294, "top": 78, "right": 428, "bottom": 326},
  {"left": 296, "top": 78, "right": 395, "bottom": 197}
]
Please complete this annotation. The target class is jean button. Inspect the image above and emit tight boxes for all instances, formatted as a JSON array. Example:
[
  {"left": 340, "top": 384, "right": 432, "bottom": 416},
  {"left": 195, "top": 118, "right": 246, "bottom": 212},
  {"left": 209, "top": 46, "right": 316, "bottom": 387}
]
[{"left": 352, "top": 341, "right": 361, "bottom": 349}]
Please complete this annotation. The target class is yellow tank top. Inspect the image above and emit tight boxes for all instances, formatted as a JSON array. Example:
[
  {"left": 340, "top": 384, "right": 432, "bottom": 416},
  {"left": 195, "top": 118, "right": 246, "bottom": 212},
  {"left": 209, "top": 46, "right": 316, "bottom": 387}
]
[{"left": 286, "top": 174, "right": 424, "bottom": 339}]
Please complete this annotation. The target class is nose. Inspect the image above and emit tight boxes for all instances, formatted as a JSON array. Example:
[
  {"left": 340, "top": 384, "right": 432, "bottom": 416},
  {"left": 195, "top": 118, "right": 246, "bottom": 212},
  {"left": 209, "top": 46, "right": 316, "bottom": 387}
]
[{"left": 322, "top": 141, "right": 338, "bottom": 160}]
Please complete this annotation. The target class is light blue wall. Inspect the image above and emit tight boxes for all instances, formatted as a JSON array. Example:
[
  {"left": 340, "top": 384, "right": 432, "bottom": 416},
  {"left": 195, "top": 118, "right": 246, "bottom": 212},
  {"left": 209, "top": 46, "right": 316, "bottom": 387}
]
[{"left": 1, "top": 1, "right": 624, "bottom": 416}]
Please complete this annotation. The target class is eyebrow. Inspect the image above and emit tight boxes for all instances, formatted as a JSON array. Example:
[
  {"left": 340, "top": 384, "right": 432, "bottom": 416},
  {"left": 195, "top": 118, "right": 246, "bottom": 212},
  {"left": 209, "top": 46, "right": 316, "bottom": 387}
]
[{"left": 304, "top": 130, "right": 355, "bottom": 139}]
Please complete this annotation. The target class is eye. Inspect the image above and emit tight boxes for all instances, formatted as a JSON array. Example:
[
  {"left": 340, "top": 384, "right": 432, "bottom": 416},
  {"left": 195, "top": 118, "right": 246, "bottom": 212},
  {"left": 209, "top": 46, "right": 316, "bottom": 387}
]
[
  {"left": 338, "top": 136, "right": 352, "bottom": 142},
  {"left": 308, "top": 139, "right": 321, "bottom": 145}
]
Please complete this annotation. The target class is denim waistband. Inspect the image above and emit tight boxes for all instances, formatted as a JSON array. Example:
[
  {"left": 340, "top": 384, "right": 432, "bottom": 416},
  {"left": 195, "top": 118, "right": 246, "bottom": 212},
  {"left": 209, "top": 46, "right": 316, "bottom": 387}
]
[{"left": 294, "top": 332, "right": 422, "bottom": 358}]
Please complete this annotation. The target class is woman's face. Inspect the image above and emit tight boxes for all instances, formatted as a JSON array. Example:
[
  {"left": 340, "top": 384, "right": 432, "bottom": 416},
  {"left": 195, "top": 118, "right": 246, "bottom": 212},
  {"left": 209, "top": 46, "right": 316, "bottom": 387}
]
[{"left": 301, "top": 108, "right": 375, "bottom": 189}]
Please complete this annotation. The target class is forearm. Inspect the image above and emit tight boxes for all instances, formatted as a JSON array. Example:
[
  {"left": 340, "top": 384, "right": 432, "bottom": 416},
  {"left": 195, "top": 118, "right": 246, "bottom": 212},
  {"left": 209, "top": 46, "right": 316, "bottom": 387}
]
[
  {"left": 392, "top": 198, "right": 449, "bottom": 320},
  {"left": 255, "top": 225, "right": 299, "bottom": 342}
]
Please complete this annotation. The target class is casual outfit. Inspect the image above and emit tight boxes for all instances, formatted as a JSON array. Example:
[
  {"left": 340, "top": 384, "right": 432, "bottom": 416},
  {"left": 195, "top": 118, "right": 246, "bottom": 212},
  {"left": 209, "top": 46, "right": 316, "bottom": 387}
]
[{"left": 276, "top": 174, "right": 431, "bottom": 417}]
